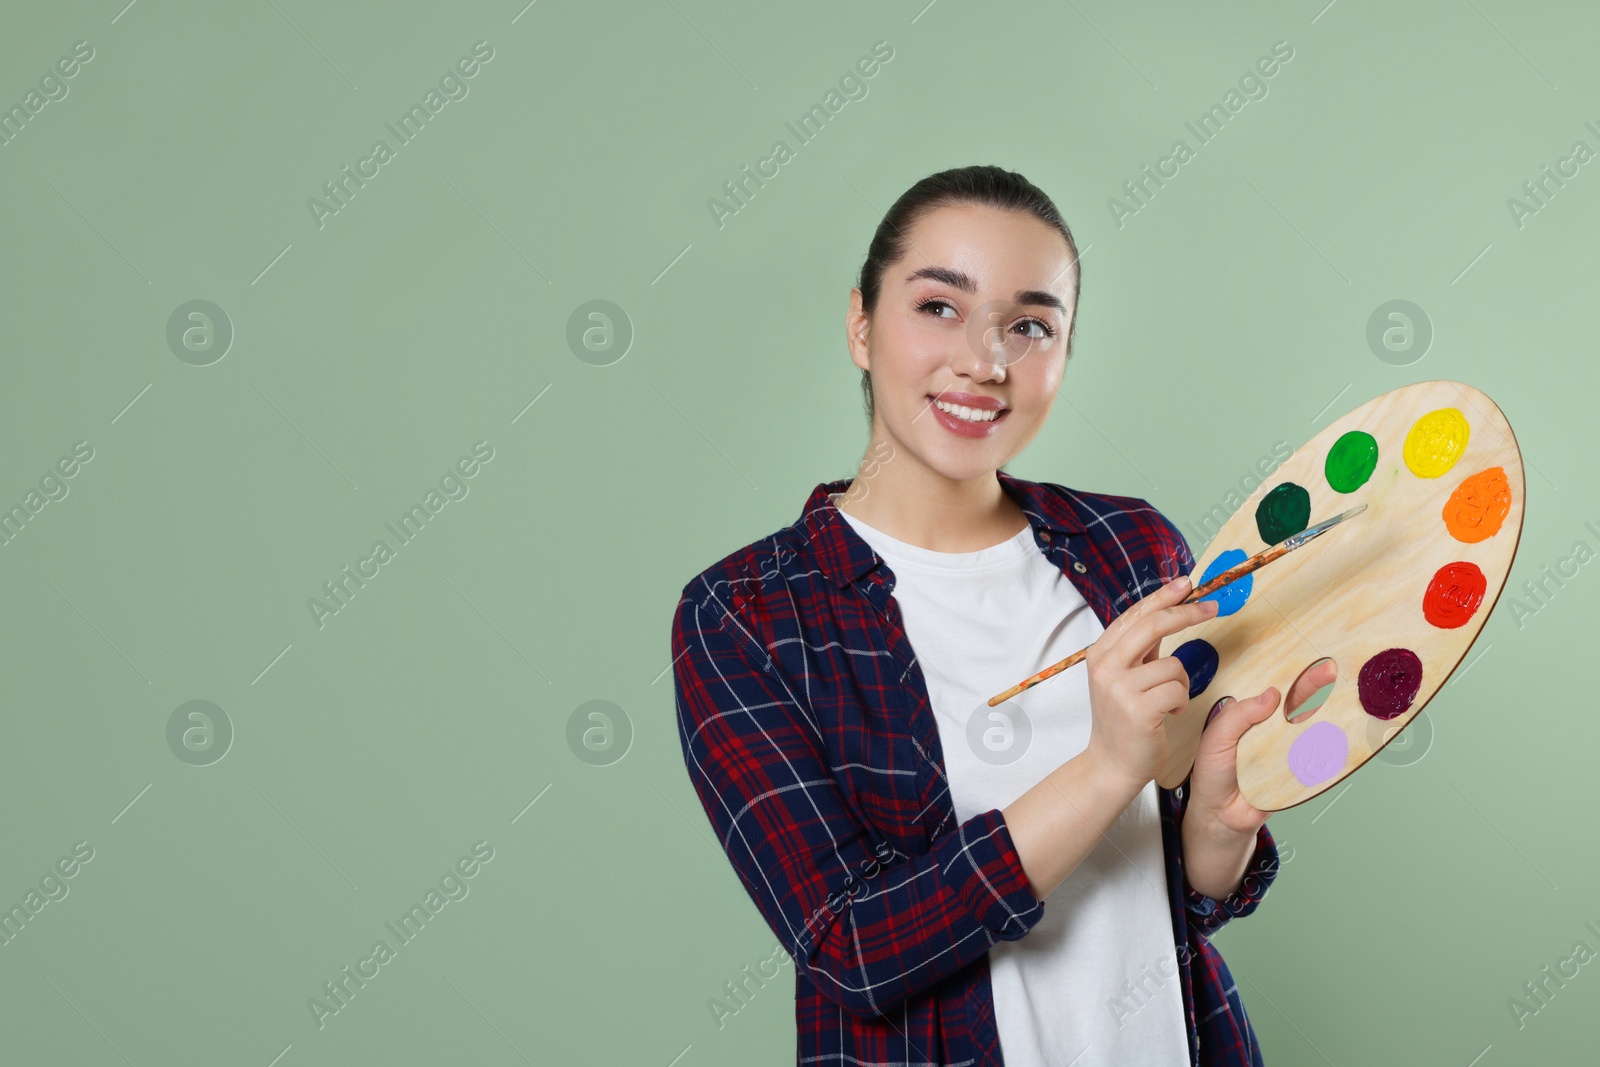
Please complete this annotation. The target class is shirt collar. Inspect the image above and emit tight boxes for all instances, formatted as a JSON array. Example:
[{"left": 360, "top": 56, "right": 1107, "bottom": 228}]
[{"left": 796, "top": 468, "right": 1088, "bottom": 590}]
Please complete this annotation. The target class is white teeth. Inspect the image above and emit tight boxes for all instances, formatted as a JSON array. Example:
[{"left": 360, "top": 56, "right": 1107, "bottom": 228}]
[{"left": 933, "top": 399, "right": 1000, "bottom": 422}]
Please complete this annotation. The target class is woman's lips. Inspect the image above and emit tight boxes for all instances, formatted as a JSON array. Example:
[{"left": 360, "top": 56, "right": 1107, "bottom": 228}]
[{"left": 927, "top": 397, "right": 1009, "bottom": 439}]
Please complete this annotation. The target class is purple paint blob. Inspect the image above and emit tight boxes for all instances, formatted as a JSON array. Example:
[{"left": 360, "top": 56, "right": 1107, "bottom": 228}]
[
  {"left": 1357, "top": 647, "right": 1424, "bottom": 721},
  {"left": 1287, "top": 720, "right": 1349, "bottom": 786}
]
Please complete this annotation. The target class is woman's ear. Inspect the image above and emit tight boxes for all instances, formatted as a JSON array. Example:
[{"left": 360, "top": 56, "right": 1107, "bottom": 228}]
[{"left": 846, "top": 288, "right": 871, "bottom": 372}]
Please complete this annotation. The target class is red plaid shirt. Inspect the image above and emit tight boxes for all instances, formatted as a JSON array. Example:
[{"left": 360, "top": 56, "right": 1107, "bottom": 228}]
[{"left": 671, "top": 469, "right": 1280, "bottom": 1066}]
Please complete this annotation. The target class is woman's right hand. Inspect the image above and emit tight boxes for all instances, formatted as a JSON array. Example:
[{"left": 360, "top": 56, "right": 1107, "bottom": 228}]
[{"left": 1083, "top": 574, "right": 1220, "bottom": 789}]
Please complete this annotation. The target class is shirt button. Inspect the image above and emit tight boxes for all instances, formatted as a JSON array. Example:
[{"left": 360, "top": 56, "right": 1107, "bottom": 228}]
[
  {"left": 1175, "top": 785, "right": 1184, "bottom": 800},
  {"left": 1040, "top": 530, "right": 1052, "bottom": 542},
  {"left": 1073, "top": 561, "right": 1087, "bottom": 574}
]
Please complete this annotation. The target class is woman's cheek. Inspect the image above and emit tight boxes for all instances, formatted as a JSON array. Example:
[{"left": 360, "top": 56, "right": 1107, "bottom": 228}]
[{"left": 1030, "top": 350, "right": 1067, "bottom": 391}]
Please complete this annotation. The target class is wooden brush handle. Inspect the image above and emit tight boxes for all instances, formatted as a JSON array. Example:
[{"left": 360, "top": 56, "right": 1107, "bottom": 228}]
[{"left": 987, "top": 542, "right": 1292, "bottom": 706}]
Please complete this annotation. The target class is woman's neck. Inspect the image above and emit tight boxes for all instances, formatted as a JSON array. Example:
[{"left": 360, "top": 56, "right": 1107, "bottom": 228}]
[{"left": 830, "top": 445, "right": 1028, "bottom": 553}]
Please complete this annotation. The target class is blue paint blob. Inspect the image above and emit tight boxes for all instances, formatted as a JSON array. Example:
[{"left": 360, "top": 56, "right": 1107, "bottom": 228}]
[
  {"left": 1198, "top": 548, "right": 1254, "bottom": 617},
  {"left": 1172, "top": 639, "right": 1219, "bottom": 698}
]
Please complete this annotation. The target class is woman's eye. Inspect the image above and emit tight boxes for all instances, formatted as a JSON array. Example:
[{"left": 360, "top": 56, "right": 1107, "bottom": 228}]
[
  {"left": 918, "top": 298, "right": 958, "bottom": 319},
  {"left": 1015, "top": 319, "right": 1054, "bottom": 340}
]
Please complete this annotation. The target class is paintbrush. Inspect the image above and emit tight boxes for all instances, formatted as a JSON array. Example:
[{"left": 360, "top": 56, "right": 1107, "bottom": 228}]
[{"left": 986, "top": 503, "right": 1368, "bottom": 707}]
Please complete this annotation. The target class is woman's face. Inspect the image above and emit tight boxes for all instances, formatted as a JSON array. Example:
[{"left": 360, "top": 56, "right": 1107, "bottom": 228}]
[{"left": 847, "top": 202, "right": 1078, "bottom": 484}]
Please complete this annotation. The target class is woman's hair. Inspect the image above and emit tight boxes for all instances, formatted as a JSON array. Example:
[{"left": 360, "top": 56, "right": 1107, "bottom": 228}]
[{"left": 854, "top": 165, "right": 1082, "bottom": 425}]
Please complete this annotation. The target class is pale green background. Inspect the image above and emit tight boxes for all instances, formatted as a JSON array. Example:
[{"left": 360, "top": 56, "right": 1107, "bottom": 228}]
[{"left": 1, "top": 0, "right": 1595, "bottom": 1063}]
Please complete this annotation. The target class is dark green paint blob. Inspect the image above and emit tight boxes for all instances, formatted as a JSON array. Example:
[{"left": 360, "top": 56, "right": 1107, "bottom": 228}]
[
  {"left": 1255, "top": 482, "right": 1311, "bottom": 545},
  {"left": 1325, "top": 431, "right": 1379, "bottom": 493}
]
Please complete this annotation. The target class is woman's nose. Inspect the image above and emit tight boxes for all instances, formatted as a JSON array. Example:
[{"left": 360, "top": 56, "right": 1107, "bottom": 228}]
[
  {"left": 955, "top": 329, "right": 1009, "bottom": 382},
  {"left": 965, "top": 309, "right": 1012, "bottom": 378}
]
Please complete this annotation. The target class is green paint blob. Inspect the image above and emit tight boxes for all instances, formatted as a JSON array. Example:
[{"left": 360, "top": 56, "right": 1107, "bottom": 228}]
[
  {"left": 1325, "top": 431, "right": 1379, "bottom": 493},
  {"left": 1255, "top": 482, "right": 1312, "bottom": 545}
]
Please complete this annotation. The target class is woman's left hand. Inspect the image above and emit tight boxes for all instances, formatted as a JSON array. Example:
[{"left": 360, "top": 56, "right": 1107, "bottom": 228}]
[
  {"left": 1187, "top": 657, "right": 1337, "bottom": 834},
  {"left": 1185, "top": 688, "right": 1280, "bottom": 836}
]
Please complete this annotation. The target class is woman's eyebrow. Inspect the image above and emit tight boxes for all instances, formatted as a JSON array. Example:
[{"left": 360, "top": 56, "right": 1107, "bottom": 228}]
[
  {"left": 903, "top": 265, "right": 1066, "bottom": 313},
  {"left": 1014, "top": 288, "right": 1067, "bottom": 313}
]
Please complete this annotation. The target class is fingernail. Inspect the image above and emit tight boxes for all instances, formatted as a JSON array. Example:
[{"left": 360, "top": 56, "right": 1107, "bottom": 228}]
[{"left": 1173, "top": 574, "right": 1191, "bottom": 591}]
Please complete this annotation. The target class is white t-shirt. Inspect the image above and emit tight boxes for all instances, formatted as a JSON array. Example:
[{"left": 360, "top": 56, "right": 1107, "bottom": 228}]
[{"left": 835, "top": 504, "right": 1190, "bottom": 1067}]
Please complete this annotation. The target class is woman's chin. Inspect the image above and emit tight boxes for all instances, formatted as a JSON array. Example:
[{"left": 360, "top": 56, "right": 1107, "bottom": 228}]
[{"left": 923, "top": 449, "right": 1008, "bottom": 484}]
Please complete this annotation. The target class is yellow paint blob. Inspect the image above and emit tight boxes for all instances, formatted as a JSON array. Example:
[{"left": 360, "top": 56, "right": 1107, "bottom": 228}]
[{"left": 1402, "top": 407, "right": 1470, "bottom": 478}]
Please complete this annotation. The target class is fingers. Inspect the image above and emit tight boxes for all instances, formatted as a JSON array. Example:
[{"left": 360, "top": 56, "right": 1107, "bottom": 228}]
[
  {"left": 1203, "top": 687, "right": 1283, "bottom": 743},
  {"left": 1138, "top": 679, "right": 1192, "bottom": 720},
  {"left": 1106, "top": 658, "right": 1192, "bottom": 723},
  {"left": 1107, "top": 572, "right": 1196, "bottom": 655},
  {"left": 1284, "top": 657, "right": 1337, "bottom": 716},
  {"left": 1104, "top": 590, "right": 1220, "bottom": 670},
  {"left": 1124, "top": 654, "right": 1190, "bottom": 700}
]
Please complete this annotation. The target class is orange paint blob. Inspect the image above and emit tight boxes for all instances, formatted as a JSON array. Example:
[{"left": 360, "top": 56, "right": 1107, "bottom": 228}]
[{"left": 1442, "top": 467, "right": 1511, "bottom": 543}]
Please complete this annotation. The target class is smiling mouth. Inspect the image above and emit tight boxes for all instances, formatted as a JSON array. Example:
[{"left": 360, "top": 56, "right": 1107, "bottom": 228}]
[{"left": 929, "top": 397, "right": 1007, "bottom": 424}]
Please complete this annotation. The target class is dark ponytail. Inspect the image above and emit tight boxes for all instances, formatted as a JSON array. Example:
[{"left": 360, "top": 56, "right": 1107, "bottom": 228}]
[{"left": 854, "top": 165, "right": 1082, "bottom": 424}]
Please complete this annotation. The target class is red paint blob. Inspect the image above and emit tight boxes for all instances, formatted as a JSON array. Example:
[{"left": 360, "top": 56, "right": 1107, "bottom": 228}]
[
  {"left": 1423, "top": 561, "right": 1487, "bottom": 629},
  {"left": 1357, "top": 648, "right": 1423, "bottom": 721}
]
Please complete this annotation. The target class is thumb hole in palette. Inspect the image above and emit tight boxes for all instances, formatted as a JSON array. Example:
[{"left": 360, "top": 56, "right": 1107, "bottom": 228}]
[{"left": 1285, "top": 657, "right": 1338, "bottom": 723}]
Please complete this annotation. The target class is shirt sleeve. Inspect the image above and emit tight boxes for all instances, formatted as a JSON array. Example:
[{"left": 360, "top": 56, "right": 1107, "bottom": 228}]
[
  {"left": 1178, "top": 813, "right": 1279, "bottom": 939},
  {"left": 670, "top": 589, "right": 1045, "bottom": 1019}
]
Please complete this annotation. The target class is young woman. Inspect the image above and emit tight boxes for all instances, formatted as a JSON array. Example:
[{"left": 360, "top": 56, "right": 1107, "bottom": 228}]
[{"left": 672, "top": 166, "right": 1316, "bottom": 1066}]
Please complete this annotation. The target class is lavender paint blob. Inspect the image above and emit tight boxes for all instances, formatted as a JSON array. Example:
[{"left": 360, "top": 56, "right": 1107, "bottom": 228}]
[{"left": 1287, "top": 720, "right": 1349, "bottom": 787}]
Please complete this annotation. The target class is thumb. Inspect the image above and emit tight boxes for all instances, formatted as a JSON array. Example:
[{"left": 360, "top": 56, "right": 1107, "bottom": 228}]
[{"left": 1203, "top": 688, "right": 1280, "bottom": 746}]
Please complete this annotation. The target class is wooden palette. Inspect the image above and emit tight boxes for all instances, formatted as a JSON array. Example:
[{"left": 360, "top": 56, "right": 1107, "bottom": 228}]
[{"left": 1155, "top": 380, "right": 1524, "bottom": 810}]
